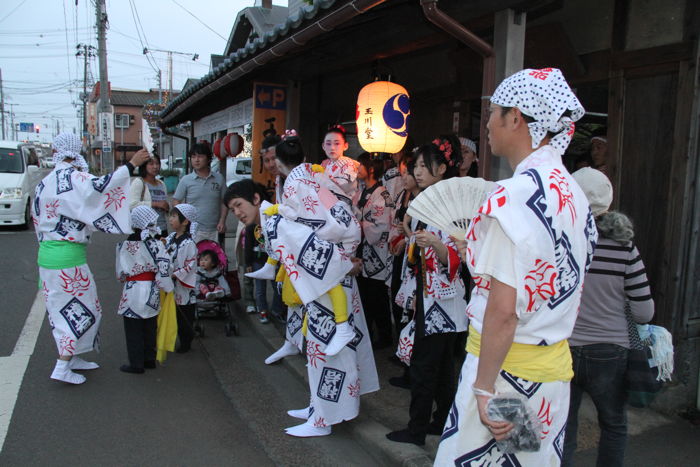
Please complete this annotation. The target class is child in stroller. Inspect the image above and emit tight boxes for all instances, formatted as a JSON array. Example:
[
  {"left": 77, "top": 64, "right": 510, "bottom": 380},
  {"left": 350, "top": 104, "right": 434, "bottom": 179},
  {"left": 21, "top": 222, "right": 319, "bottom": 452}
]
[
  {"left": 194, "top": 239, "right": 238, "bottom": 336},
  {"left": 197, "top": 249, "right": 230, "bottom": 300}
]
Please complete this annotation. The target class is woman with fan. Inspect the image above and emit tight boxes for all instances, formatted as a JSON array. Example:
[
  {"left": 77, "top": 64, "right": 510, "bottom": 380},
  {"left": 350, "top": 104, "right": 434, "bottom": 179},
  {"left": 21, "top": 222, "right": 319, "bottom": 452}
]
[{"left": 386, "top": 138, "right": 468, "bottom": 446}]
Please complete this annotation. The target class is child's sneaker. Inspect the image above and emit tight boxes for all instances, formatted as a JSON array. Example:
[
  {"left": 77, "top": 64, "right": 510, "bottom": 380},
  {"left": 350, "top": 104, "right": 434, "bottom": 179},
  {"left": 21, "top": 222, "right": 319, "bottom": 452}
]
[
  {"left": 246, "top": 305, "right": 257, "bottom": 314},
  {"left": 259, "top": 311, "right": 270, "bottom": 324}
]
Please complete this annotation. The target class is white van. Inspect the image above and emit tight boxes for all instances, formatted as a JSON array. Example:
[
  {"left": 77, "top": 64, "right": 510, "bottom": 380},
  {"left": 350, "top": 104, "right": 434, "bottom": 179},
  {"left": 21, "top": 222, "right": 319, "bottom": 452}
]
[
  {"left": 0, "top": 141, "right": 40, "bottom": 228},
  {"left": 225, "top": 156, "right": 252, "bottom": 186}
]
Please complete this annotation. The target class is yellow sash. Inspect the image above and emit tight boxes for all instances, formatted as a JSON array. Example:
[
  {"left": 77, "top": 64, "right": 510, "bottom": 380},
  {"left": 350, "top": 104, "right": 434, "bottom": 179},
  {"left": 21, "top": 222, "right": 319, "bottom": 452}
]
[{"left": 466, "top": 325, "right": 573, "bottom": 382}]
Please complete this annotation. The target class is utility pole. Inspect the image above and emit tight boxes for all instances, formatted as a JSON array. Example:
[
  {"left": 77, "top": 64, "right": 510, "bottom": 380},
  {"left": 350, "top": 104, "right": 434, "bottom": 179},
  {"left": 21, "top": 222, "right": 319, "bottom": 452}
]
[
  {"left": 96, "top": 0, "right": 113, "bottom": 172},
  {"left": 76, "top": 44, "right": 96, "bottom": 145},
  {"left": 143, "top": 47, "right": 197, "bottom": 169},
  {"left": 0, "top": 68, "right": 5, "bottom": 139}
]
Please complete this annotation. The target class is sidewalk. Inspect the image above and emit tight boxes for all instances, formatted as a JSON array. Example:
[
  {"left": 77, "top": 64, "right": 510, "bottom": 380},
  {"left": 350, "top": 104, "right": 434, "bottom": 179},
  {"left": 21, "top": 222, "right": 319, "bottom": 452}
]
[{"left": 226, "top": 297, "right": 700, "bottom": 466}]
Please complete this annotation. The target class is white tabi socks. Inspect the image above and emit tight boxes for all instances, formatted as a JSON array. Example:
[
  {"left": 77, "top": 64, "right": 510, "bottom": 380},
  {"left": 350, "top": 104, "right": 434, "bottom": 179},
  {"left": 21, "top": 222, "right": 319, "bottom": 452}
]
[
  {"left": 287, "top": 406, "right": 310, "bottom": 420},
  {"left": 50, "top": 359, "right": 86, "bottom": 384},
  {"left": 324, "top": 321, "right": 355, "bottom": 356},
  {"left": 285, "top": 419, "right": 331, "bottom": 438},
  {"left": 245, "top": 262, "right": 276, "bottom": 280},
  {"left": 69, "top": 356, "right": 100, "bottom": 370},
  {"left": 265, "top": 340, "right": 299, "bottom": 365}
]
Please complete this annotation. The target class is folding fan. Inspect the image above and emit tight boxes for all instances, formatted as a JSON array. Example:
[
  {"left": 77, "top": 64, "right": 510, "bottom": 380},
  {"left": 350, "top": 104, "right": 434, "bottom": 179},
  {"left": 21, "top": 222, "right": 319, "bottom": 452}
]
[
  {"left": 406, "top": 176, "right": 496, "bottom": 238},
  {"left": 141, "top": 119, "right": 154, "bottom": 154}
]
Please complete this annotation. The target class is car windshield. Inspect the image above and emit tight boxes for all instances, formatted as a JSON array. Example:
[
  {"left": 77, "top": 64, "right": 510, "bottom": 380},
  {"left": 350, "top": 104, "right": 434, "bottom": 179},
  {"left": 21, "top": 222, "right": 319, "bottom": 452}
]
[{"left": 0, "top": 148, "right": 24, "bottom": 173}]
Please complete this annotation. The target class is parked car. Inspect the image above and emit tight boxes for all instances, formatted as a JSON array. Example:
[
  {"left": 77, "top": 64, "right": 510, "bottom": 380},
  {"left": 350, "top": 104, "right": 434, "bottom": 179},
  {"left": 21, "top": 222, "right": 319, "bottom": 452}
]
[
  {"left": 225, "top": 157, "right": 252, "bottom": 186},
  {"left": 0, "top": 141, "right": 40, "bottom": 228}
]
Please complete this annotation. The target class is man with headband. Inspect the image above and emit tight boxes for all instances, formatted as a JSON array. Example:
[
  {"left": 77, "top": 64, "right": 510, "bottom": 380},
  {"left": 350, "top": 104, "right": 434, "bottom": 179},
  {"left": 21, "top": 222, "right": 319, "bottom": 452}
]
[
  {"left": 435, "top": 68, "right": 597, "bottom": 465},
  {"left": 34, "top": 132, "right": 149, "bottom": 384}
]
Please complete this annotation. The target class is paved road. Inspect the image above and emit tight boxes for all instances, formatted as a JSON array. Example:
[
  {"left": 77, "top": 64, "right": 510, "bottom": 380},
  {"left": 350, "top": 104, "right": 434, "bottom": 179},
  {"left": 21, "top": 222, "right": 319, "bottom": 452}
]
[{"left": 0, "top": 230, "right": 274, "bottom": 466}]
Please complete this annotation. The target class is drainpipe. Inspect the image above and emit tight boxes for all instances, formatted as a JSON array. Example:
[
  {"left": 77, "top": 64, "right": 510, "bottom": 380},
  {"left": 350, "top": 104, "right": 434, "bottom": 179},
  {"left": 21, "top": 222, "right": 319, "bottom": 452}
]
[{"left": 420, "top": 0, "right": 495, "bottom": 180}]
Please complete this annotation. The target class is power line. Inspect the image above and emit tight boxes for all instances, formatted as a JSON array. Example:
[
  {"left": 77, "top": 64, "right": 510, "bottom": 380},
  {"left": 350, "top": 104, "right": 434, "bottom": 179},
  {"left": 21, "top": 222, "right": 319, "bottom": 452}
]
[
  {"left": 0, "top": 0, "right": 29, "bottom": 26},
  {"left": 127, "top": 0, "right": 160, "bottom": 74},
  {"left": 171, "top": 0, "right": 227, "bottom": 41}
]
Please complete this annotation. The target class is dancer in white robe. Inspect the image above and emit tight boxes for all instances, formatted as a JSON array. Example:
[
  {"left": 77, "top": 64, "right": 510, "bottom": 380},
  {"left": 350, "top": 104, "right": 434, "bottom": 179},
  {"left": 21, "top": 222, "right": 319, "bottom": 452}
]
[
  {"left": 34, "top": 132, "right": 149, "bottom": 384},
  {"left": 434, "top": 68, "right": 595, "bottom": 466},
  {"left": 116, "top": 206, "right": 174, "bottom": 373},
  {"left": 258, "top": 132, "right": 379, "bottom": 437}
]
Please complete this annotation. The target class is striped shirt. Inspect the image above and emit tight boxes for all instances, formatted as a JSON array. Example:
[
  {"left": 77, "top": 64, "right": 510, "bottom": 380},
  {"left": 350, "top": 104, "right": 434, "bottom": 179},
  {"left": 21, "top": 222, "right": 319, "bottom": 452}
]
[{"left": 569, "top": 237, "right": 654, "bottom": 348}]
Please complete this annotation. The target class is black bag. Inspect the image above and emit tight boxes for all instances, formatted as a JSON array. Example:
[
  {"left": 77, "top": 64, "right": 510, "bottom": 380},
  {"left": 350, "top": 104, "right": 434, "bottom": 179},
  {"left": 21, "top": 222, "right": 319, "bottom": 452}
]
[{"left": 624, "top": 304, "right": 662, "bottom": 408}]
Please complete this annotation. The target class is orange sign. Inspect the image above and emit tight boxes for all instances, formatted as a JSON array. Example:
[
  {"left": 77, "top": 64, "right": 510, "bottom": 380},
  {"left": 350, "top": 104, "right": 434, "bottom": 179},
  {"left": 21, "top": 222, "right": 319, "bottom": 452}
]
[{"left": 252, "top": 82, "right": 287, "bottom": 199}]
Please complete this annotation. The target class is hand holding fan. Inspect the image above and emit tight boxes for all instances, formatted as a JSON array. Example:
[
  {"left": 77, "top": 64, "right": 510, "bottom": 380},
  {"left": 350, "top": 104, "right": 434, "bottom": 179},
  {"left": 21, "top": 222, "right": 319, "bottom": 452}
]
[
  {"left": 406, "top": 177, "right": 496, "bottom": 238},
  {"left": 141, "top": 119, "right": 154, "bottom": 155}
]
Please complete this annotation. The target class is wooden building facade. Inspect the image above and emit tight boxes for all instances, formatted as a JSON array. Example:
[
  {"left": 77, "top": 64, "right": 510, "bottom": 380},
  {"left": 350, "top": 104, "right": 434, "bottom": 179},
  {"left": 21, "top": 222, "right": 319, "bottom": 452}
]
[{"left": 160, "top": 0, "right": 700, "bottom": 410}]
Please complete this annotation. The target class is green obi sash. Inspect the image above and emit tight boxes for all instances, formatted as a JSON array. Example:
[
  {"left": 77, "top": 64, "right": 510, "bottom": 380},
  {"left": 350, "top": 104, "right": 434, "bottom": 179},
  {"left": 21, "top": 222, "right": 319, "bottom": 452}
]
[{"left": 38, "top": 241, "right": 87, "bottom": 269}]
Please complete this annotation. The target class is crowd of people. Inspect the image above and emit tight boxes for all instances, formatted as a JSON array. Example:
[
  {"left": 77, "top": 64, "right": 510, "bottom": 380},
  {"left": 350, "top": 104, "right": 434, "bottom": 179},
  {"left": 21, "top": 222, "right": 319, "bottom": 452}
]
[{"left": 35, "top": 67, "right": 655, "bottom": 465}]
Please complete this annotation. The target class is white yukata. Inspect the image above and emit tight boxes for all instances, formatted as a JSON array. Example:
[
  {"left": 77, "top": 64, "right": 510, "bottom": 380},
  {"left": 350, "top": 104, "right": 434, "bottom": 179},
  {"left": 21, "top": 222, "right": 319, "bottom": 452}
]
[
  {"left": 321, "top": 155, "right": 360, "bottom": 205},
  {"left": 303, "top": 275, "right": 380, "bottom": 428},
  {"left": 394, "top": 221, "right": 468, "bottom": 363},
  {"left": 35, "top": 161, "right": 132, "bottom": 357},
  {"left": 116, "top": 237, "right": 174, "bottom": 318},
  {"left": 356, "top": 183, "right": 394, "bottom": 284},
  {"left": 264, "top": 163, "right": 378, "bottom": 427},
  {"left": 269, "top": 163, "right": 360, "bottom": 303},
  {"left": 165, "top": 233, "right": 198, "bottom": 305},
  {"left": 382, "top": 166, "right": 405, "bottom": 209}
]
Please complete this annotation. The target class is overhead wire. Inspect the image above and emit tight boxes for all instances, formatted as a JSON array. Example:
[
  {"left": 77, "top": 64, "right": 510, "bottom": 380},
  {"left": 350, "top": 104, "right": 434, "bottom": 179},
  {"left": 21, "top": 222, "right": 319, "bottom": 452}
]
[
  {"left": 127, "top": 0, "right": 160, "bottom": 74},
  {"left": 0, "top": 0, "right": 29, "bottom": 26},
  {"left": 171, "top": 0, "right": 227, "bottom": 41}
]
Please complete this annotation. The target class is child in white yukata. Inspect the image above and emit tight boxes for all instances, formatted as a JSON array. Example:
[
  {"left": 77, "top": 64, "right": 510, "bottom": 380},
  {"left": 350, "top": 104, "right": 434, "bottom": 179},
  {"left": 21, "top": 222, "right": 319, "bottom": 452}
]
[
  {"left": 320, "top": 124, "right": 360, "bottom": 205},
  {"left": 165, "top": 204, "right": 199, "bottom": 353},
  {"left": 116, "top": 206, "right": 174, "bottom": 374},
  {"left": 196, "top": 249, "right": 231, "bottom": 300}
]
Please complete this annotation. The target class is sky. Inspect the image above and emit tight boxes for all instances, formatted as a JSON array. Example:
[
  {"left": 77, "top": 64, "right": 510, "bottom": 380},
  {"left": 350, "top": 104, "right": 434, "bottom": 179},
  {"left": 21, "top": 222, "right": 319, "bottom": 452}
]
[{"left": 0, "top": 0, "right": 285, "bottom": 143}]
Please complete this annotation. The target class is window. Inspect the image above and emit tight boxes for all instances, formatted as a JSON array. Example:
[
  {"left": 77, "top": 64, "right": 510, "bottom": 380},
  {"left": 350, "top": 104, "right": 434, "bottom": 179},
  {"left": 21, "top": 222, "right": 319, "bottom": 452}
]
[
  {"left": 115, "top": 113, "right": 130, "bottom": 129},
  {"left": 235, "top": 159, "right": 252, "bottom": 175}
]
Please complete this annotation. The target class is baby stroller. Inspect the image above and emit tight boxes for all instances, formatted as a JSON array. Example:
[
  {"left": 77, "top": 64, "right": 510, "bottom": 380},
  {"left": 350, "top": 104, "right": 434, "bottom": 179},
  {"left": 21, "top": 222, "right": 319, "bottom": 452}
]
[{"left": 194, "top": 239, "right": 239, "bottom": 337}]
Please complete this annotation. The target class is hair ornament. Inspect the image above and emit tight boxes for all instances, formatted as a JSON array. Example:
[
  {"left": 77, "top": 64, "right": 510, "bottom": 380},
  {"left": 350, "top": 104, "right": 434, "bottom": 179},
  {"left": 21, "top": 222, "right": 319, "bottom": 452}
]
[
  {"left": 432, "top": 138, "right": 454, "bottom": 166},
  {"left": 282, "top": 129, "right": 298, "bottom": 140}
]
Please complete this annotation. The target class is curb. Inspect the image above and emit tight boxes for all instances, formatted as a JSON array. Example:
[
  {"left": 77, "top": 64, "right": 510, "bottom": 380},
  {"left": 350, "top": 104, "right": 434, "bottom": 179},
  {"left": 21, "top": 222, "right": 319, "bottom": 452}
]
[{"left": 235, "top": 303, "right": 435, "bottom": 467}]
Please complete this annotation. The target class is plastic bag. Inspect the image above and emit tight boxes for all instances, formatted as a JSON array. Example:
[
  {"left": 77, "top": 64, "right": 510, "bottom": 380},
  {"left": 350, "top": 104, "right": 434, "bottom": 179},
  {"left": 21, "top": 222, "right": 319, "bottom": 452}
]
[{"left": 486, "top": 393, "right": 542, "bottom": 453}]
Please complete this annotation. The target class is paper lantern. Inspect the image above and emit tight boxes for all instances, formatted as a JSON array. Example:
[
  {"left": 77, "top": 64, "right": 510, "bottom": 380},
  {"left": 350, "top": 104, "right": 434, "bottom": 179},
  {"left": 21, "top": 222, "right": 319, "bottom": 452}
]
[
  {"left": 356, "top": 81, "right": 410, "bottom": 154},
  {"left": 224, "top": 133, "right": 244, "bottom": 157},
  {"left": 212, "top": 138, "right": 224, "bottom": 160}
]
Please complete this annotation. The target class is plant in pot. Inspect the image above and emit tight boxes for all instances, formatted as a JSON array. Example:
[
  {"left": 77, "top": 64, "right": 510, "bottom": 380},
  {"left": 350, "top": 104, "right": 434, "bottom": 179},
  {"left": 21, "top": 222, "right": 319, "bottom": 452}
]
[{"left": 160, "top": 168, "right": 180, "bottom": 193}]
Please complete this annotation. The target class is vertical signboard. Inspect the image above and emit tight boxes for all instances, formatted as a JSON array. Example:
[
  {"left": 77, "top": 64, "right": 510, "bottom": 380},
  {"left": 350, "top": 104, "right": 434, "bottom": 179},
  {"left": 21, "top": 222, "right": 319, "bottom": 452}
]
[{"left": 252, "top": 83, "right": 286, "bottom": 199}]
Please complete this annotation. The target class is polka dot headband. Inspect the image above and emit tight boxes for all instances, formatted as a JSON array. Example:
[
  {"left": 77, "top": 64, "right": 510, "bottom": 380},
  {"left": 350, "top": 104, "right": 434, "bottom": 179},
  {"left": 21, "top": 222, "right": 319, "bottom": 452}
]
[
  {"left": 53, "top": 132, "right": 89, "bottom": 172},
  {"left": 131, "top": 205, "right": 161, "bottom": 240},
  {"left": 490, "top": 68, "right": 585, "bottom": 153}
]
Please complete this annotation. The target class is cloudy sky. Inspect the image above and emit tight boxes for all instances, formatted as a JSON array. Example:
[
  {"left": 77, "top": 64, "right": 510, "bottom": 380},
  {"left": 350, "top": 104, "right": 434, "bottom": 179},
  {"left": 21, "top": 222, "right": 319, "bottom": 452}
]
[{"left": 1, "top": 0, "right": 284, "bottom": 143}]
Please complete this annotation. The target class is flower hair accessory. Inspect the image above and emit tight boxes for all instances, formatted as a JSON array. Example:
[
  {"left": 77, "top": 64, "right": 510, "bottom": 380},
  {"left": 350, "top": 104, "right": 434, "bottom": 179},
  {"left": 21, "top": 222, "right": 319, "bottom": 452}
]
[
  {"left": 432, "top": 138, "right": 454, "bottom": 166},
  {"left": 282, "top": 129, "right": 298, "bottom": 140}
]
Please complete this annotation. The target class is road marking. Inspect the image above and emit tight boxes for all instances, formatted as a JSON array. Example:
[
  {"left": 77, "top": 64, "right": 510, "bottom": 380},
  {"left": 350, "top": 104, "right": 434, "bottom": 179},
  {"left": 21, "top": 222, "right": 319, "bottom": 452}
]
[{"left": 0, "top": 291, "right": 45, "bottom": 453}]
